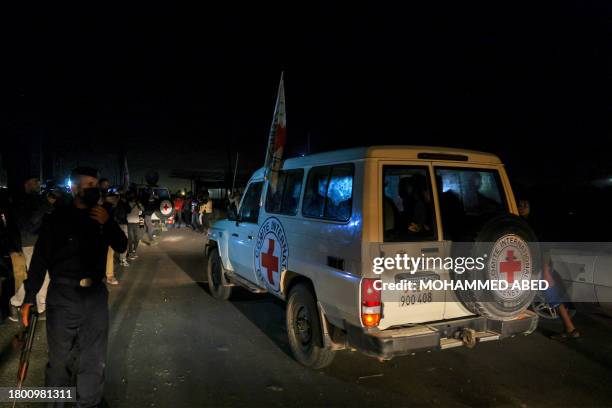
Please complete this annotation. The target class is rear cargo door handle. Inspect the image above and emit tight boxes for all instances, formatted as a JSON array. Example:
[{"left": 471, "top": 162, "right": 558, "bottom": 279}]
[
  {"left": 247, "top": 235, "right": 253, "bottom": 240},
  {"left": 420, "top": 247, "right": 439, "bottom": 254},
  {"left": 231, "top": 233, "right": 239, "bottom": 237}
]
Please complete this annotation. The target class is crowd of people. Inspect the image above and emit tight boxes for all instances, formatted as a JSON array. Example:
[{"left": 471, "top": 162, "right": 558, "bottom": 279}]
[
  {"left": 0, "top": 174, "right": 151, "bottom": 322},
  {"left": 0, "top": 176, "right": 240, "bottom": 324},
  {"left": 170, "top": 189, "right": 215, "bottom": 233},
  {"left": 0, "top": 167, "right": 241, "bottom": 406}
]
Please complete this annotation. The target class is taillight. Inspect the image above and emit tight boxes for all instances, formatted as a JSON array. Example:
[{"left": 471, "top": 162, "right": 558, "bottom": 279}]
[{"left": 361, "top": 278, "right": 382, "bottom": 327}]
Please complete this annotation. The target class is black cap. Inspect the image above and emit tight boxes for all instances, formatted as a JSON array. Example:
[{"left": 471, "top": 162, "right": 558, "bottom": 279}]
[{"left": 71, "top": 167, "right": 99, "bottom": 179}]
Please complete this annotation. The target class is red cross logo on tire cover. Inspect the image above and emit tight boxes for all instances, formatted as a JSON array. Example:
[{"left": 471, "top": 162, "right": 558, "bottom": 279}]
[
  {"left": 254, "top": 217, "right": 288, "bottom": 293},
  {"left": 490, "top": 234, "right": 532, "bottom": 300},
  {"left": 160, "top": 200, "right": 172, "bottom": 216},
  {"left": 500, "top": 250, "right": 521, "bottom": 283}
]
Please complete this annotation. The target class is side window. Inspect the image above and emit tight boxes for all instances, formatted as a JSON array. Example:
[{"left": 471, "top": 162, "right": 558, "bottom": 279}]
[
  {"left": 238, "top": 182, "right": 263, "bottom": 224},
  {"left": 303, "top": 166, "right": 329, "bottom": 218},
  {"left": 383, "top": 166, "right": 436, "bottom": 242},
  {"left": 302, "top": 163, "right": 354, "bottom": 221},
  {"left": 265, "top": 169, "right": 304, "bottom": 215},
  {"left": 325, "top": 164, "right": 353, "bottom": 221},
  {"left": 435, "top": 168, "right": 507, "bottom": 240}
]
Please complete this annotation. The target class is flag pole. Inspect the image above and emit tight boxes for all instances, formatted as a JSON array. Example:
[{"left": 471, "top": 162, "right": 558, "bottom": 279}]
[{"left": 231, "top": 152, "right": 240, "bottom": 192}]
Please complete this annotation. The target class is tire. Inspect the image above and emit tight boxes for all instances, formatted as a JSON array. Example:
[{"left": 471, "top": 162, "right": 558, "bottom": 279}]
[
  {"left": 207, "top": 248, "right": 232, "bottom": 301},
  {"left": 453, "top": 214, "right": 541, "bottom": 320},
  {"left": 286, "top": 283, "right": 335, "bottom": 369}
]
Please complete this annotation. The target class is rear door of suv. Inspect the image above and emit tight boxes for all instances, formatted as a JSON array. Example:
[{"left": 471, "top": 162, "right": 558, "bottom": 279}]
[
  {"left": 376, "top": 161, "right": 447, "bottom": 327},
  {"left": 432, "top": 163, "right": 512, "bottom": 319}
]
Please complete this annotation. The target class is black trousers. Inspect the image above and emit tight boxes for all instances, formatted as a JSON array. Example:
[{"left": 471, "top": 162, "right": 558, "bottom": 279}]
[{"left": 45, "top": 282, "right": 109, "bottom": 408}]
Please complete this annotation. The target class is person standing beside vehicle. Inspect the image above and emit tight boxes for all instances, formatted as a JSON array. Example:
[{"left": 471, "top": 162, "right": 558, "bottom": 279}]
[
  {"left": 201, "top": 189, "right": 213, "bottom": 234},
  {"left": 173, "top": 192, "right": 185, "bottom": 228},
  {"left": 103, "top": 190, "right": 120, "bottom": 285},
  {"left": 8, "top": 176, "right": 54, "bottom": 321},
  {"left": 142, "top": 188, "right": 158, "bottom": 245},
  {"left": 113, "top": 189, "right": 131, "bottom": 267},
  {"left": 191, "top": 193, "right": 200, "bottom": 231},
  {"left": 126, "top": 191, "right": 144, "bottom": 260},
  {"left": 20, "top": 166, "right": 127, "bottom": 407},
  {"left": 517, "top": 196, "right": 580, "bottom": 339}
]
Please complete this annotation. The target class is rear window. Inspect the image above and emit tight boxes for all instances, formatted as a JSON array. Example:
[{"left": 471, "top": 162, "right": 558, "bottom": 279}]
[
  {"left": 302, "top": 163, "right": 353, "bottom": 222},
  {"left": 155, "top": 188, "right": 170, "bottom": 200},
  {"left": 435, "top": 168, "right": 507, "bottom": 240},
  {"left": 138, "top": 188, "right": 170, "bottom": 201},
  {"left": 265, "top": 169, "right": 304, "bottom": 215},
  {"left": 383, "top": 166, "right": 437, "bottom": 242}
]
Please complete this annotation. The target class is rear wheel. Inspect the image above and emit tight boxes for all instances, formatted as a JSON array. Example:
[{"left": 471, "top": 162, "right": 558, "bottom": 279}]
[
  {"left": 207, "top": 249, "right": 232, "bottom": 300},
  {"left": 286, "top": 283, "right": 335, "bottom": 369}
]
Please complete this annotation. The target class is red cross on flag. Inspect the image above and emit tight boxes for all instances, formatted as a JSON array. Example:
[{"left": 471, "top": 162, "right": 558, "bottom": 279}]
[{"left": 264, "top": 72, "right": 287, "bottom": 190}]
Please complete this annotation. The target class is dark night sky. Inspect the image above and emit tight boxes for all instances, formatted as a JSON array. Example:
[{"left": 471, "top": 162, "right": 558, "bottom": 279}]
[{"left": 2, "top": 1, "right": 612, "bottom": 185}]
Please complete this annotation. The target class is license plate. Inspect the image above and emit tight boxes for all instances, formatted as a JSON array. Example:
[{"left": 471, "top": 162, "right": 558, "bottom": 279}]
[
  {"left": 399, "top": 289, "right": 433, "bottom": 307},
  {"left": 395, "top": 273, "right": 438, "bottom": 307}
]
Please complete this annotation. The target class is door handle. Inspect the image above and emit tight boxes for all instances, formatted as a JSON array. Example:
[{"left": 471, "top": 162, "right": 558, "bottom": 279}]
[
  {"left": 231, "top": 233, "right": 239, "bottom": 237},
  {"left": 247, "top": 235, "right": 253, "bottom": 240},
  {"left": 421, "top": 247, "right": 439, "bottom": 254}
]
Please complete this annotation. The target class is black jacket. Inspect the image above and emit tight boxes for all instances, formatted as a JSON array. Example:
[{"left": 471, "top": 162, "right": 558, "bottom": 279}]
[
  {"left": 113, "top": 199, "right": 131, "bottom": 225},
  {"left": 24, "top": 205, "right": 127, "bottom": 304},
  {"left": 11, "top": 192, "right": 54, "bottom": 249}
]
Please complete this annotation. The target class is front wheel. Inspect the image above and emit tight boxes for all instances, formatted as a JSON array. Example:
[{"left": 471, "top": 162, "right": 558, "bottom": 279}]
[
  {"left": 286, "top": 283, "right": 335, "bottom": 369},
  {"left": 207, "top": 249, "right": 232, "bottom": 300}
]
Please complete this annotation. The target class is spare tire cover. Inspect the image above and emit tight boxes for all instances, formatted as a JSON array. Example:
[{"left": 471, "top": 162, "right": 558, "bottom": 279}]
[
  {"left": 159, "top": 199, "right": 174, "bottom": 217},
  {"left": 452, "top": 214, "right": 541, "bottom": 320}
]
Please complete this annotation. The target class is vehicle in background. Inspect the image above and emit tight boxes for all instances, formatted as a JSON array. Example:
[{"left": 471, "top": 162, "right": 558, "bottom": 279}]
[
  {"left": 532, "top": 245, "right": 612, "bottom": 319},
  {"left": 136, "top": 185, "right": 174, "bottom": 232}
]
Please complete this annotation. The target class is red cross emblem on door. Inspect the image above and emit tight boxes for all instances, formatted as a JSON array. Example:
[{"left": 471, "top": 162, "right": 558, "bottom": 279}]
[
  {"left": 163, "top": 202, "right": 169, "bottom": 211},
  {"left": 500, "top": 250, "right": 521, "bottom": 283},
  {"left": 261, "top": 239, "right": 279, "bottom": 284}
]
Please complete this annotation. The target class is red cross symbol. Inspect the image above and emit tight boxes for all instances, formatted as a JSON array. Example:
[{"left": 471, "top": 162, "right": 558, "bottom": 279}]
[
  {"left": 261, "top": 239, "right": 279, "bottom": 284},
  {"left": 163, "top": 202, "right": 169, "bottom": 211},
  {"left": 500, "top": 250, "right": 521, "bottom": 283}
]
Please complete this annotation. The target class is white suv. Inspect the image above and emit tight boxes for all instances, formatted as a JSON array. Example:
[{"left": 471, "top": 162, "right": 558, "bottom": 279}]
[{"left": 206, "top": 146, "right": 540, "bottom": 368}]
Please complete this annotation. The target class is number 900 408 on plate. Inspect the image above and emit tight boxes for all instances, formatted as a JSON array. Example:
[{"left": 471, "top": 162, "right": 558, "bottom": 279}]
[
  {"left": 395, "top": 273, "right": 438, "bottom": 307},
  {"left": 400, "top": 291, "right": 433, "bottom": 306}
]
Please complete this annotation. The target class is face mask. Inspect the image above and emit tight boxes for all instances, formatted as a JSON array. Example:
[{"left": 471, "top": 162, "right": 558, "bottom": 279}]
[{"left": 81, "top": 187, "right": 101, "bottom": 208}]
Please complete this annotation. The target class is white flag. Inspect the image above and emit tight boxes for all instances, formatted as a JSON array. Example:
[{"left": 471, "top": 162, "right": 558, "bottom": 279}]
[{"left": 264, "top": 72, "right": 287, "bottom": 174}]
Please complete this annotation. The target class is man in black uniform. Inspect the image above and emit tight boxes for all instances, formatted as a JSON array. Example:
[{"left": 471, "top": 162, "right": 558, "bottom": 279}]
[{"left": 21, "top": 167, "right": 127, "bottom": 407}]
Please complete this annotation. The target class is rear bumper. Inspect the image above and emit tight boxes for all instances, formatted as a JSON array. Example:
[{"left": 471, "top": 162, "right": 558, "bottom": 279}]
[{"left": 345, "top": 311, "right": 538, "bottom": 360}]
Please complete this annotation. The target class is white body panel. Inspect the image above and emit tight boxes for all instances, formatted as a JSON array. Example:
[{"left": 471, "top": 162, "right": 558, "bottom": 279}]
[{"left": 208, "top": 146, "right": 516, "bottom": 331}]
